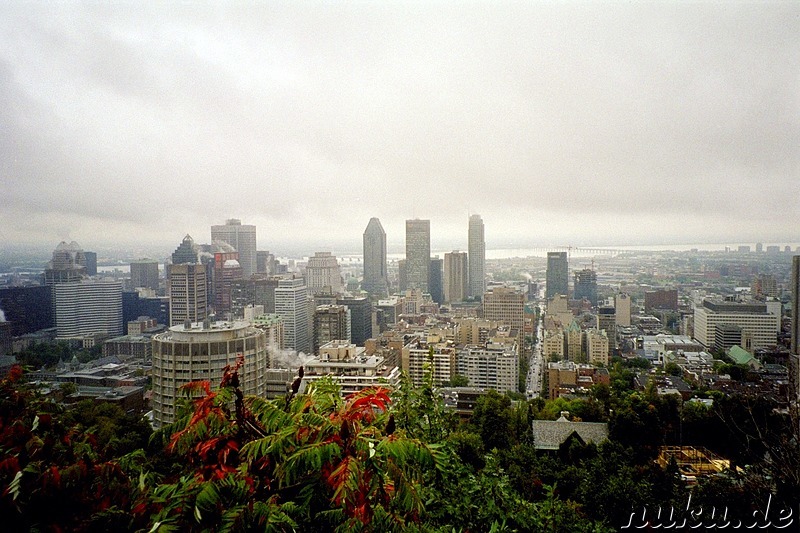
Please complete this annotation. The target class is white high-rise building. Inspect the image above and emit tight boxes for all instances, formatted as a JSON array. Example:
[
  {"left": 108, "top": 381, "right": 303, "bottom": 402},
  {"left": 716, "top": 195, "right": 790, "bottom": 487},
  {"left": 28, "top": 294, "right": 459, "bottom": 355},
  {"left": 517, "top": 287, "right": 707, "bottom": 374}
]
[
  {"left": 457, "top": 342, "right": 518, "bottom": 393},
  {"left": 305, "top": 252, "right": 343, "bottom": 293},
  {"left": 468, "top": 214, "right": 485, "bottom": 298},
  {"left": 54, "top": 279, "right": 122, "bottom": 338},
  {"left": 211, "top": 219, "right": 257, "bottom": 278},
  {"left": 275, "top": 278, "right": 312, "bottom": 354},
  {"left": 693, "top": 299, "right": 780, "bottom": 350}
]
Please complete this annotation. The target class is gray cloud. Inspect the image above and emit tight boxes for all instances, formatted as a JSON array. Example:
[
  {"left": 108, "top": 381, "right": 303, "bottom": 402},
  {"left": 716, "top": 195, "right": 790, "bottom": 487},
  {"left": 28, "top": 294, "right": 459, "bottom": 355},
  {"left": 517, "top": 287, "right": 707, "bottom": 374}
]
[{"left": 1, "top": 3, "right": 798, "bottom": 253}]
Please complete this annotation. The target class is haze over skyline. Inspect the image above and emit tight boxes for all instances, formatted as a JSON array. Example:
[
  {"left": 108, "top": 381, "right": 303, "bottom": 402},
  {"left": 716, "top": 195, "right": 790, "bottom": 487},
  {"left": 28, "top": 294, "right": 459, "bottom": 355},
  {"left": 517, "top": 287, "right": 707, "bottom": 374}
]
[{"left": 2, "top": 3, "right": 798, "bottom": 255}]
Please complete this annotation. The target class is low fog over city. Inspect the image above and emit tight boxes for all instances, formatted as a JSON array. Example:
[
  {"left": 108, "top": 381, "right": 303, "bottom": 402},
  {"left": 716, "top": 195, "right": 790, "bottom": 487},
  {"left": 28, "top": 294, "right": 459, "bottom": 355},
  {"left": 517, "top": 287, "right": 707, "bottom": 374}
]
[{"left": 2, "top": 3, "right": 798, "bottom": 254}]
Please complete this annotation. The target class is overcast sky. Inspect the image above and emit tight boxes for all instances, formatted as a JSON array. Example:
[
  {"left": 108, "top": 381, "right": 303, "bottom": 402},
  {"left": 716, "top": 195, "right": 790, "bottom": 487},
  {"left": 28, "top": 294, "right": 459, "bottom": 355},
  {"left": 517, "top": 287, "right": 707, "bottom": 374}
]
[{"left": 1, "top": 2, "right": 799, "bottom": 255}]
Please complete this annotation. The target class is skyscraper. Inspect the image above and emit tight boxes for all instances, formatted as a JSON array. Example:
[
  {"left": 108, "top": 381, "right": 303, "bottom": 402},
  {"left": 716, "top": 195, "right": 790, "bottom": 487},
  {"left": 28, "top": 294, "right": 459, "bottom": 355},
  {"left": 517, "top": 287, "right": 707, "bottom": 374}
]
[
  {"left": 172, "top": 235, "right": 198, "bottom": 264},
  {"left": 573, "top": 268, "right": 597, "bottom": 305},
  {"left": 362, "top": 218, "right": 388, "bottom": 296},
  {"left": 482, "top": 286, "right": 525, "bottom": 353},
  {"left": 468, "top": 214, "right": 485, "bottom": 298},
  {"left": 306, "top": 252, "right": 343, "bottom": 293},
  {"left": 130, "top": 259, "right": 160, "bottom": 291},
  {"left": 546, "top": 252, "right": 569, "bottom": 299},
  {"left": 405, "top": 219, "right": 430, "bottom": 292},
  {"left": 275, "top": 278, "right": 312, "bottom": 354},
  {"left": 428, "top": 257, "right": 444, "bottom": 305},
  {"left": 313, "top": 304, "right": 350, "bottom": 354},
  {"left": 168, "top": 263, "right": 208, "bottom": 326},
  {"left": 44, "top": 241, "right": 87, "bottom": 285},
  {"left": 211, "top": 219, "right": 257, "bottom": 278},
  {"left": 444, "top": 251, "right": 468, "bottom": 304}
]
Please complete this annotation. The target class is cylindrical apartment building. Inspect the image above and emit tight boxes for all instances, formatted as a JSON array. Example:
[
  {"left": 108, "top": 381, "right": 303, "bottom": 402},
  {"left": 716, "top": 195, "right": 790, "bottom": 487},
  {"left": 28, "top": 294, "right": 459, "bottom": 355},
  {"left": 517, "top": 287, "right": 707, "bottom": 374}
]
[{"left": 151, "top": 320, "right": 268, "bottom": 427}]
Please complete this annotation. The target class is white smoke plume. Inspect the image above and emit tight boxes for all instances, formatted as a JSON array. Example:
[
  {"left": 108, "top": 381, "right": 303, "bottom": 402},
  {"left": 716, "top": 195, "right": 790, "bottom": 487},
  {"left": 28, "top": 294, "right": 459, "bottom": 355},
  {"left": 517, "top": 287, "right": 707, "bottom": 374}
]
[{"left": 267, "top": 340, "right": 315, "bottom": 370}]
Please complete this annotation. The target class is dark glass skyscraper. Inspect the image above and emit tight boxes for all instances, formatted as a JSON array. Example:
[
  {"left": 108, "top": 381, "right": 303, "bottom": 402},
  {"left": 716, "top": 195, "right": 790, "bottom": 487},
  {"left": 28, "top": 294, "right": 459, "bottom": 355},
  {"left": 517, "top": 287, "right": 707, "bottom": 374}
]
[
  {"left": 573, "top": 268, "right": 597, "bottom": 305},
  {"left": 546, "top": 251, "right": 569, "bottom": 299},
  {"left": 362, "top": 218, "right": 388, "bottom": 296}
]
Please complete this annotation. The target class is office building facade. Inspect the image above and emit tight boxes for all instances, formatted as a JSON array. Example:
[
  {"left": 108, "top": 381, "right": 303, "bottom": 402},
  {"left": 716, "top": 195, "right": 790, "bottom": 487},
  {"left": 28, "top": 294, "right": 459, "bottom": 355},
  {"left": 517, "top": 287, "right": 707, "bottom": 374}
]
[
  {"left": 457, "top": 342, "right": 518, "bottom": 393},
  {"left": 305, "top": 252, "right": 343, "bottom": 293},
  {"left": 573, "top": 269, "right": 597, "bottom": 306},
  {"left": 53, "top": 279, "right": 123, "bottom": 338},
  {"left": 362, "top": 218, "right": 389, "bottom": 296},
  {"left": 275, "top": 278, "right": 312, "bottom": 354},
  {"left": 168, "top": 263, "right": 208, "bottom": 326},
  {"left": 405, "top": 219, "right": 430, "bottom": 292},
  {"left": 211, "top": 219, "right": 257, "bottom": 278},
  {"left": 546, "top": 252, "right": 569, "bottom": 299},
  {"left": 468, "top": 214, "right": 486, "bottom": 298},
  {"left": 444, "top": 251, "right": 469, "bottom": 304},
  {"left": 482, "top": 286, "right": 525, "bottom": 352},
  {"left": 130, "top": 259, "right": 160, "bottom": 291},
  {"left": 693, "top": 299, "right": 779, "bottom": 350}
]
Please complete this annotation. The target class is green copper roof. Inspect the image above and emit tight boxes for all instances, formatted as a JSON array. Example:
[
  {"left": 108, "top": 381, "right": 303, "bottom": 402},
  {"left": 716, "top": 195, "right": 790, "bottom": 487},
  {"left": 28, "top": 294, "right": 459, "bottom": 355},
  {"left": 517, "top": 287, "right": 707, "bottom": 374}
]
[{"left": 728, "top": 345, "right": 754, "bottom": 365}]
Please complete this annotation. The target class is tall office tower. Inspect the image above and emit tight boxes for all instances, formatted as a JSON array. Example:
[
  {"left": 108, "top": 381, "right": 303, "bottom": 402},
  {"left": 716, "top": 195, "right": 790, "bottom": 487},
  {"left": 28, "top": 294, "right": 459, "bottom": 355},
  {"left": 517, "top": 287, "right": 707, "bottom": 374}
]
[
  {"left": 405, "top": 219, "right": 430, "bottom": 292},
  {"left": 596, "top": 306, "right": 616, "bottom": 356},
  {"left": 44, "top": 241, "right": 87, "bottom": 285},
  {"left": 428, "top": 257, "right": 444, "bottom": 305},
  {"left": 211, "top": 219, "right": 257, "bottom": 278},
  {"left": 232, "top": 275, "right": 280, "bottom": 315},
  {"left": 151, "top": 320, "right": 268, "bottom": 427},
  {"left": 573, "top": 269, "right": 598, "bottom": 305},
  {"left": 313, "top": 304, "right": 351, "bottom": 354},
  {"left": 397, "top": 259, "right": 408, "bottom": 292},
  {"left": 172, "top": 234, "right": 199, "bottom": 264},
  {"left": 362, "top": 218, "right": 389, "bottom": 296},
  {"left": 482, "top": 286, "right": 525, "bottom": 352},
  {"left": 337, "top": 296, "right": 373, "bottom": 346},
  {"left": 167, "top": 263, "right": 208, "bottom": 326},
  {"left": 257, "top": 251, "right": 275, "bottom": 275},
  {"left": 53, "top": 279, "right": 122, "bottom": 338},
  {"left": 130, "top": 259, "right": 160, "bottom": 291},
  {"left": 468, "top": 214, "right": 486, "bottom": 298},
  {"left": 0, "top": 286, "right": 54, "bottom": 335},
  {"left": 275, "top": 278, "right": 312, "bottom": 354},
  {"left": 644, "top": 289, "right": 678, "bottom": 312},
  {"left": 444, "top": 251, "right": 468, "bottom": 304},
  {"left": 306, "top": 252, "right": 344, "bottom": 293},
  {"left": 615, "top": 293, "right": 632, "bottom": 327},
  {"left": 213, "top": 253, "right": 243, "bottom": 317},
  {"left": 84, "top": 251, "right": 97, "bottom": 276},
  {"left": 790, "top": 257, "right": 800, "bottom": 402},
  {"left": 546, "top": 252, "right": 569, "bottom": 299}
]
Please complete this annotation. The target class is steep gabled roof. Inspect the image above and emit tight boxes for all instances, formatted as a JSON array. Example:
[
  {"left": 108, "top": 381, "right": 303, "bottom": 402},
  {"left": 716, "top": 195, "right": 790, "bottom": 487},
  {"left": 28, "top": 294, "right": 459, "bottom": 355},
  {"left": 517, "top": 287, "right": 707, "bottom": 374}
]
[{"left": 532, "top": 418, "right": 609, "bottom": 450}]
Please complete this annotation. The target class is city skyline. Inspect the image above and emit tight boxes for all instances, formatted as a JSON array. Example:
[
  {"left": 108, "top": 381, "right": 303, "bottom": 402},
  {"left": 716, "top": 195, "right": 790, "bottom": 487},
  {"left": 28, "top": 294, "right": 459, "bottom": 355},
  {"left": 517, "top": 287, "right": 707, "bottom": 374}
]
[{"left": 1, "top": 4, "right": 798, "bottom": 251}]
